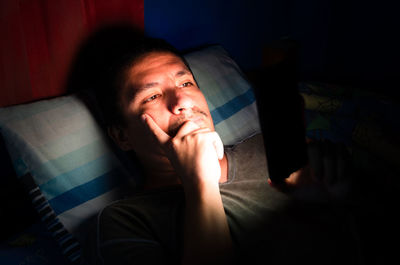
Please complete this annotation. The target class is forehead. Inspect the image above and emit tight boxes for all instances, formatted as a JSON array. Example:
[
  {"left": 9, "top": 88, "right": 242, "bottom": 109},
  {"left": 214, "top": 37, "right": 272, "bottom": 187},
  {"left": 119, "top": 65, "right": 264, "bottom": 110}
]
[{"left": 127, "top": 51, "right": 190, "bottom": 83}]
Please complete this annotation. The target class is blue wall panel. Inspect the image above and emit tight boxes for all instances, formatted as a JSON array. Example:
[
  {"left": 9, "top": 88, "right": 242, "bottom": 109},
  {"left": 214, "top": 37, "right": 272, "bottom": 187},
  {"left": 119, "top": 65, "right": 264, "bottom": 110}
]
[{"left": 144, "top": 0, "right": 289, "bottom": 70}]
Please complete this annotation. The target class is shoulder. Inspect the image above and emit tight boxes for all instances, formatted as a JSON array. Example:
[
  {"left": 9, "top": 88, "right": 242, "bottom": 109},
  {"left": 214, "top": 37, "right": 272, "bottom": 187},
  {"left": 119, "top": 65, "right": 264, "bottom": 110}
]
[
  {"left": 229, "top": 133, "right": 265, "bottom": 157},
  {"left": 92, "top": 188, "right": 184, "bottom": 264},
  {"left": 99, "top": 187, "right": 184, "bottom": 235},
  {"left": 227, "top": 133, "right": 268, "bottom": 177}
]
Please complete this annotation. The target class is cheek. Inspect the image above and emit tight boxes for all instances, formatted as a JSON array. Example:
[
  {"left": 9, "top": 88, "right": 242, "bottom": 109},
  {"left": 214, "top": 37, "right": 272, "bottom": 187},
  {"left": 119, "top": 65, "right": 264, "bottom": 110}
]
[
  {"left": 197, "top": 95, "right": 214, "bottom": 122},
  {"left": 136, "top": 103, "right": 168, "bottom": 129},
  {"left": 197, "top": 93, "right": 209, "bottom": 109},
  {"left": 146, "top": 110, "right": 171, "bottom": 133}
]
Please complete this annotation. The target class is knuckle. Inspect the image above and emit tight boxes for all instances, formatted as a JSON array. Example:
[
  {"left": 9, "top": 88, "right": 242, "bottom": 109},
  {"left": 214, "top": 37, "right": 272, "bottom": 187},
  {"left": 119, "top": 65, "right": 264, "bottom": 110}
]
[{"left": 170, "top": 137, "right": 179, "bottom": 147}]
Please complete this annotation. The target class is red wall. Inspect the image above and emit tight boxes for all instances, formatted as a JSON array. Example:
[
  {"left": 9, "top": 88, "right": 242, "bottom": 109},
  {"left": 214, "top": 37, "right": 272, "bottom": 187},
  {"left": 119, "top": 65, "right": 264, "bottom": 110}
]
[{"left": 0, "top": 0, "right": 144, "bottom": 107}]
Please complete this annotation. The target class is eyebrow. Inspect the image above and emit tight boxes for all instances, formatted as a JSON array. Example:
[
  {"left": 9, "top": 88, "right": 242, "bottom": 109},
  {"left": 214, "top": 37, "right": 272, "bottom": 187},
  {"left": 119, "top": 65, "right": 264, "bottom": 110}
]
[
  {"left": 175, "top": 69, "right": 190, "bottom": 77},
  {"left": 142, "top": 82, "right": 159, "bottom": 90},
  {"left": 138, "top": 69, "right": 191, "bottom": 91},
  {"left": 126, "top": 68, "right": 192, "bottom": 102}
]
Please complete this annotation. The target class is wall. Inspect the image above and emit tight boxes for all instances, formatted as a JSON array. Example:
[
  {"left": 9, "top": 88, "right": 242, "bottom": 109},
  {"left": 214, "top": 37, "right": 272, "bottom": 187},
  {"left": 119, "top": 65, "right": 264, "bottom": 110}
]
[
  {"left": 0, "top": 0, "right": 144, "bottom": 107},
  {"left": 288, "top": 0, "right": 399, "bottom": 97},
  {"left": 145, "top": 0, "right": 400, "bottom": 98},
  {"left": 144, "top": 0, "right": 290, "bottom": 70},
  {"left": 1, "top": 0, "right": 398, "bottom": 106}
]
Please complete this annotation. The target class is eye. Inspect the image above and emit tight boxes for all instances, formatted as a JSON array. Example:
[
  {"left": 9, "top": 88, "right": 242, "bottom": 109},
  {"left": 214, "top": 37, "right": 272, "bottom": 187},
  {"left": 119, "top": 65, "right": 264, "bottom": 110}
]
[
  {"left": 180, "top": 82, "right": 193, "bottom": 88},
  {"left": 144, "top": 94, "right": 161, "bottom": 103}
]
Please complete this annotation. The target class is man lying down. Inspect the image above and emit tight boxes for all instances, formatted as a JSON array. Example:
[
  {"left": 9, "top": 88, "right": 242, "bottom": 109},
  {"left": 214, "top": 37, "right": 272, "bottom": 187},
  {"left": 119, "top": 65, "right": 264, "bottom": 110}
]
[{"left": 85, "top": 36, "right": 361, "bottom": 265}]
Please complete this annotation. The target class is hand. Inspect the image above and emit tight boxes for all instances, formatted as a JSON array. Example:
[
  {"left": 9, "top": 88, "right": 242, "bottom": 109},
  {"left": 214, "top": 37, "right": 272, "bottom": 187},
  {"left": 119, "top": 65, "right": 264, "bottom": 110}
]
[
  {"left": 143, "top": 114, "right": 232, "bottom": 264},
  {"left": 269, "top": 139, "right": 352, "bottom": 200},
  {"left": 268, "top": 165, "right": 315, "bottom": 193},
  {"left": 142, "top": 114, "right": 224, "bottom": 189}
]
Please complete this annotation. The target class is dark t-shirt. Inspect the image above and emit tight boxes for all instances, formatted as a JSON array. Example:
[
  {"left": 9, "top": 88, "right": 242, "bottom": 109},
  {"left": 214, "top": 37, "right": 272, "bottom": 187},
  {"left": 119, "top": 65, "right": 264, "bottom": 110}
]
[{"left": 86, "top": 134, "right": 360, "bottom": 265}]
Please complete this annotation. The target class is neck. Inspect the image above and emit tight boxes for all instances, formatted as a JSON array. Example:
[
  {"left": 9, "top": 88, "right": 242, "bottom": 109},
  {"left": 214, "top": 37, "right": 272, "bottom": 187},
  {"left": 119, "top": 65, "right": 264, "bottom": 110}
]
[{"left": 142, "top": 154, "right": 228, "bottom": 190}]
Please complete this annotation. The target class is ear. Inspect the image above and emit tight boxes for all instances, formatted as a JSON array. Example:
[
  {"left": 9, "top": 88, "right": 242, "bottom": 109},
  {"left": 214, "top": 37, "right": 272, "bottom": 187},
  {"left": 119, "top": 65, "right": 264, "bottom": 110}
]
[{"left": 108, "top": 126, "right": 133, "bottom": 151}]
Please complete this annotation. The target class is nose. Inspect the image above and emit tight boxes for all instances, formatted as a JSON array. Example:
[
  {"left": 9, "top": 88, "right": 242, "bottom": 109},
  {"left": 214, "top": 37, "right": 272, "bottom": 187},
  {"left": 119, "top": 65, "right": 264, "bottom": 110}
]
[{"left": 169, "top": 89, "right": 194, "bottom": 115}]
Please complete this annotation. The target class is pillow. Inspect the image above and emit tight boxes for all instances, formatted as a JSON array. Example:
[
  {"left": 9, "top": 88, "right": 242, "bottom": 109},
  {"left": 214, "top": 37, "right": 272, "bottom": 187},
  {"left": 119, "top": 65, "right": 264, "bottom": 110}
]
[
  {"left": 185, "top": 46, "right": 260, "bottom": 145},
  {"left": 0, "top": 45, "right": 260, "bottom": 263}
]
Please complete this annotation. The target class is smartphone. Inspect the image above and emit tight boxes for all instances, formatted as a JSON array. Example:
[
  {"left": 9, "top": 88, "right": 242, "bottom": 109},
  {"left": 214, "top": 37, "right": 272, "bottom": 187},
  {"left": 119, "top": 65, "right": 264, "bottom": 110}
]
[{"left": 252, "top": 46, "right": 308, "bottom": 183}]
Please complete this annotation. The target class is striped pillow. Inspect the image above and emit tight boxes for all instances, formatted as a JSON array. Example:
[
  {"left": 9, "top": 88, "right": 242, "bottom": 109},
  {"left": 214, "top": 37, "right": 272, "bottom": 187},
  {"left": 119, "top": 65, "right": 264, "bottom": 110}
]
[
  {"left": 19, "top": 172, "right": 82, "bottom": 264},
  {"left": 185, "top": 46, "right": 260, "bottom": 145},
  {"left": 0, "top": 45, "right": 260, "bottom": 263}
]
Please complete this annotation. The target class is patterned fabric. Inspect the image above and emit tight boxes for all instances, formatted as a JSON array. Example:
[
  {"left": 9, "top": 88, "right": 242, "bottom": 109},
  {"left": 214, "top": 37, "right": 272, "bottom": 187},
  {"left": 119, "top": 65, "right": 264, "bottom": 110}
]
[{"left": 300, "top": 81, "right": 400, "bottom": 172}]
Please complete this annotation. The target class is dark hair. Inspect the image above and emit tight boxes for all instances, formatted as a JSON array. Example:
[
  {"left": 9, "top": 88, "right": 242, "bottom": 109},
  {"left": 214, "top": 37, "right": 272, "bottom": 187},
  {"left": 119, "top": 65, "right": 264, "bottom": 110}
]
[{"left": 93, "top": 31, "right": 190, "bottom": 128}]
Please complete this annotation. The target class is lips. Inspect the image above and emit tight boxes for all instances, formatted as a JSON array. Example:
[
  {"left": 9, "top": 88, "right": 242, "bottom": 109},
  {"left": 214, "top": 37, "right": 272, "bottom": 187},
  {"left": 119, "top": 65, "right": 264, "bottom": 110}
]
[
  {"left": 189, "top": 115, "right": 206, "bottom": 127},
  {"left": 168, "top": 113, "right": 208, "bottom": 137}
]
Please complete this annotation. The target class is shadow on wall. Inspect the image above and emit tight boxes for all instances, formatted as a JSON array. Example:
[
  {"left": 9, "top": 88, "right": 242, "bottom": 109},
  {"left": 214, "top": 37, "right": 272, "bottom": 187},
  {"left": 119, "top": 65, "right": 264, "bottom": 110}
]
[{"left": 65, "top": 24, "right": 145, "bottom": 127}]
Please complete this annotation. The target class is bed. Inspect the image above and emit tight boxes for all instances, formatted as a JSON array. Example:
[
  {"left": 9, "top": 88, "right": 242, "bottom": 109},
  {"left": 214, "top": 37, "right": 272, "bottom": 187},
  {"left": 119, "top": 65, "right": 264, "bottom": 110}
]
[{"left": 1, "top": 37, "right": 399, "bottom": 265}]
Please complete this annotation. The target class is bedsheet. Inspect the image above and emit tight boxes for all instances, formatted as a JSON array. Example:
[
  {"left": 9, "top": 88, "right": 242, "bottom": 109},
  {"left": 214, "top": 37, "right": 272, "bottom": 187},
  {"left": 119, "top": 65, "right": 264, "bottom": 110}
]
[
  {"left": 0, "top": 221, "right": 70, "bottom": 265},
  {"left": 300, "top": 82, "right": 400, "bottom": 174},
  {"left": 300, "top": 82, "right": 399, "bottom": 264}
]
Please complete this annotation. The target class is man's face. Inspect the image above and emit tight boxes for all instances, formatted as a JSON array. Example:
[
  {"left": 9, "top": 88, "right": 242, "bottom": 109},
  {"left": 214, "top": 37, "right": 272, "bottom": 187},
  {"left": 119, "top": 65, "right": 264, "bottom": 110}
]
[{"left": 114, "top": 51, "right": 214, "bottom": 159}]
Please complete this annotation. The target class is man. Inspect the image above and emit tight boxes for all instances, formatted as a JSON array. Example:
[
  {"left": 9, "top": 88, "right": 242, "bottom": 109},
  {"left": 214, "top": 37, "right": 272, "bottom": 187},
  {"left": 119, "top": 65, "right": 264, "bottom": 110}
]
[{"left": 87, "top": 37, "right": 359, "bottom": 265}]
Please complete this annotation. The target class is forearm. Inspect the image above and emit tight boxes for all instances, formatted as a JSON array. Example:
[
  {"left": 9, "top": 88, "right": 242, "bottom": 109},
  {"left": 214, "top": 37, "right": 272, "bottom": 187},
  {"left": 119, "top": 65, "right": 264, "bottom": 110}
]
[
  {"left": 141, "top": 117, "right": 232, "bottom": 263},
  {"left": 182, "top": 181, "right": 233, "bottom": 265}
]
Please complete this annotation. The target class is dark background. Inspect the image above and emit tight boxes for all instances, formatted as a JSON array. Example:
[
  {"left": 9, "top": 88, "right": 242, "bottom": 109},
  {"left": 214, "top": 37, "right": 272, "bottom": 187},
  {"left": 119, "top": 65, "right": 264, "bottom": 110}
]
[{"left": 146, "top": 0, "right": 399, "bottom": 99}]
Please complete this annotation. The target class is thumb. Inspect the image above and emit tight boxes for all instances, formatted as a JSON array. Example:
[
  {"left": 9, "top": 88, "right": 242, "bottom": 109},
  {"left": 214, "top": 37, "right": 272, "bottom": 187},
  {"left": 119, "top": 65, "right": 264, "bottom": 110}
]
[
  {"left": 142, "top": 114, "right": 170, "bottom": 145},
  {"left": 212, "top": 131, "right": 224, "bottom": 160}
]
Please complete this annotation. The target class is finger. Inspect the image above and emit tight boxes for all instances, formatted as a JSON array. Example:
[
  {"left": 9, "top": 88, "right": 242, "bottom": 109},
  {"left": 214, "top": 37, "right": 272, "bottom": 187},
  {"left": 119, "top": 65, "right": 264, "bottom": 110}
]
[
  {"left": 175, "top": 120, "right": 201, "bottom": 138},
  {"left": 211, "top": 131, "right": 224, "bottom": 160},
  {"left": 142, "top": 114, "right": 170, "bottom": 145}
]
